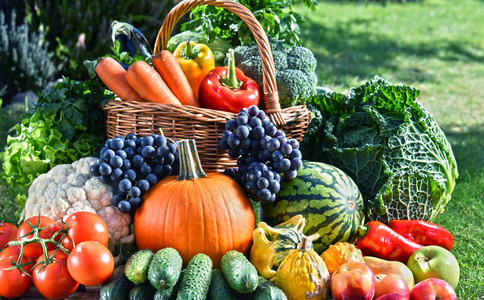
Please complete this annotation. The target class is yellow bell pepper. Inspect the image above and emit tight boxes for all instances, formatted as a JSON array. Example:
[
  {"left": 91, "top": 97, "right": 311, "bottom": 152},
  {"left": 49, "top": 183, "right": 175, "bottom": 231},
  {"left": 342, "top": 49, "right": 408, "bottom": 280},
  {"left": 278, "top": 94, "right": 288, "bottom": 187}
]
[{"left": 173, "top": 40, "right": 215, "bottom": 99}]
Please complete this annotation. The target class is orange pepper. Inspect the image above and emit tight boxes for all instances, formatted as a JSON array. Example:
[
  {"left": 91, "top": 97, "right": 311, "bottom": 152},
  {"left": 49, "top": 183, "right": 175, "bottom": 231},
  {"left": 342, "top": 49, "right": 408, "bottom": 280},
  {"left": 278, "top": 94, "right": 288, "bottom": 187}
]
[{"left": 173, "top": 40, "right": 215, "bottom": 99}]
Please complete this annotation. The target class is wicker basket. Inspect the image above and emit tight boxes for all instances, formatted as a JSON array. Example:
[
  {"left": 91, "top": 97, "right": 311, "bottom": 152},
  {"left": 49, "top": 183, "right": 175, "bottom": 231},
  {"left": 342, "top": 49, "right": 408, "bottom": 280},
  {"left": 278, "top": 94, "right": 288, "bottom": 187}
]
[{"left": 104, "top": 0, "right": 310, "bottom": 172}]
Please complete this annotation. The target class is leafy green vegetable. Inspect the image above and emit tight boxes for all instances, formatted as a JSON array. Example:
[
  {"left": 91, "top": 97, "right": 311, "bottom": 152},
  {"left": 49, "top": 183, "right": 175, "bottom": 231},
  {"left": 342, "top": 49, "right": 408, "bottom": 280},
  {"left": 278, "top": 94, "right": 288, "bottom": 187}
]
[
  {"left": 300, "top": 76, "right": 459, "bottom": 223},
  {"left": 180, "top": 0, "right": 317, "bottom": 47},
  {"left": 0, "top": 77, "right": 114, "bottom": 217}
]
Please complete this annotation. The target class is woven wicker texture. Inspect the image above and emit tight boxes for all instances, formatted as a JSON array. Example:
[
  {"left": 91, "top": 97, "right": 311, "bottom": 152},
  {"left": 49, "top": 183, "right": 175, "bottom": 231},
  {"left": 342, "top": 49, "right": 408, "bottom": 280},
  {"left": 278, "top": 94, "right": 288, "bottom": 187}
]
[{"left": 104, "top": 0, "right": 309, "bottom": 172}]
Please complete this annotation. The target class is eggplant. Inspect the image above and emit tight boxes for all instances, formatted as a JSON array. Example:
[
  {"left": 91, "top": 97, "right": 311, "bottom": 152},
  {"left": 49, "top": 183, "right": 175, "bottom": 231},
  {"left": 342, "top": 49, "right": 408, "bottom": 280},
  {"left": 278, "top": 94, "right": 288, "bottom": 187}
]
[{"left": 111, "top": 20, "right": 152, "bottom": 58}]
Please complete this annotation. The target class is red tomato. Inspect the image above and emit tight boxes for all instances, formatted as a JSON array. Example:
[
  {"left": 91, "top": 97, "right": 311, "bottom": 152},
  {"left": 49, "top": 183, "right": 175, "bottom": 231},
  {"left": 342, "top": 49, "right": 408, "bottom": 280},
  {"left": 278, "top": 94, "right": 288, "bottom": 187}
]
[
  {"left": 61, "top": 235, "right": 75, "bottom": 252},
  {"left": 67, "top": 241, "right": 114, "bottom": 286},
  {"left": 65, "top": 211, "right": 109, "bottom": 246},
  {"left": 0, "top": 254, "right": 32, "bottom": 298},
  {"left": 17, "top": 216, "right": 62, "bottom": 259},
  {"left": 0, "top": 222, "right": 17, "bottom": 249},
  {"left": 32, "top": 250, "right": 79, "bottom": 299},
  {"left": 0, "top": 246, "right": 35, "bottom": 263}
]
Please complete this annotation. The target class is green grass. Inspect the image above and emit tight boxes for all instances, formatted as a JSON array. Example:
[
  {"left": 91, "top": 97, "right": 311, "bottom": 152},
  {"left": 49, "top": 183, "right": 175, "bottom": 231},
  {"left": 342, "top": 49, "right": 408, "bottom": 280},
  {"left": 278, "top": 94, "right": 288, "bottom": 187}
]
[{"left": 296, "top": 0, "right": 484, "bottom": 297}]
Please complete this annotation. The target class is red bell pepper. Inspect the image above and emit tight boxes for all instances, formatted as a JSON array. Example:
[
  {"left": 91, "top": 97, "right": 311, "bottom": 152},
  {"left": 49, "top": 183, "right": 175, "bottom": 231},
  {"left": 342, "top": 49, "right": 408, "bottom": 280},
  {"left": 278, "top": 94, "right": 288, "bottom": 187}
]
[
  {"left": 389, "top": 219, "right": 454, "bottom": 251},
  {"left": 357, "top": 221, "right": 423, "bottom": 264},
  {"left": 198, "top": 48, "right": 260, "bottom": 113}
]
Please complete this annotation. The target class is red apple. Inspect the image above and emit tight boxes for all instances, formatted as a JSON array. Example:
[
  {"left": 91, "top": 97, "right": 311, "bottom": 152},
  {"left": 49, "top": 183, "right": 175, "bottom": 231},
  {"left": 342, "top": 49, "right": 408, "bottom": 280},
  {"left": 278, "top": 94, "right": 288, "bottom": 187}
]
[
  {"left": 375, "top": 293, "right": 410, "bottom": 300},
  {"left": 330, "top": 261, "right": 376, "bottom": 300},
  {"left": 374, "top": 273, "right": 411, "bottom": 299},
  {"left": 410, "top": 278, "right": 457, "bottom": 300}
]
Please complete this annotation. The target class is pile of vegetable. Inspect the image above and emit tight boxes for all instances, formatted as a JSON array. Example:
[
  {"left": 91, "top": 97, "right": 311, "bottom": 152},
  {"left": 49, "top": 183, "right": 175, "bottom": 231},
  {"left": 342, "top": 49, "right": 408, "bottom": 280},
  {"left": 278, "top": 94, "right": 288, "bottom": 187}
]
[
  {"left": 0, "top": 212, "right": 115, "bottom": 299},
  {"left": 0, "top": 77, "right": 114, "bottom": 217},
  {"left": 301, "top": 76, "right": 459, "bottom": 223},
  {"left": 0, "top": 2, "right": 463, "bottom": 298}
]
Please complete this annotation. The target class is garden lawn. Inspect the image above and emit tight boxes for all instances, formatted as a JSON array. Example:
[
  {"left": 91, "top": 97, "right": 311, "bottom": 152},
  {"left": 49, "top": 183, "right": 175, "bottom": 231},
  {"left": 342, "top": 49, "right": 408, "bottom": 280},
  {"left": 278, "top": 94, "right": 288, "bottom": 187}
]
[{"left": 296, "top": 0, "right": 484, "bottom": 298}]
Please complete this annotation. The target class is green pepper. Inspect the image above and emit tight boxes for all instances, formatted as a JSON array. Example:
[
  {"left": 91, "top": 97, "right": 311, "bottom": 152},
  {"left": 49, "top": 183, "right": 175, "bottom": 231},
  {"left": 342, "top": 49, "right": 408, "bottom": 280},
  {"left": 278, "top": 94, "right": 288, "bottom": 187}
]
[{"left": 167, "top": 31, "right": 233, "bottom": 66}]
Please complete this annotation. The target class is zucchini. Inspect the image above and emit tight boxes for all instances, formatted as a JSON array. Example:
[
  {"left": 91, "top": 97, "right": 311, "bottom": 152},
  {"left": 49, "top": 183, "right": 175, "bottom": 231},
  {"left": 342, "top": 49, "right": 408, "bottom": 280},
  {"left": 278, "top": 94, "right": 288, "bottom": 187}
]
[
  {"left": 221, "top": 250, "right": 259, "bottom": 294},
  {"left": 250, "top": 276, "right": 287, "bottom": 300},
  {"left": 148, "top": 247, "right": 183, "bottom": 290},
  {"left": 129, "top": 281, "right": 157, "bottom": 300},
  {"left": 176, "top": 253, "right": 213, "bottom": 300},
  {"left": 154, "top": 270, "right": 185, "bottom": 300},
  {"left": 207, "top": 269, "right": 238, "bottom": 300},
  {"left": 100, "top": 265, "right": 134, "bottom": 300},
  {"left": 124, "top": 249, "right": 154, "bottom": 284}
]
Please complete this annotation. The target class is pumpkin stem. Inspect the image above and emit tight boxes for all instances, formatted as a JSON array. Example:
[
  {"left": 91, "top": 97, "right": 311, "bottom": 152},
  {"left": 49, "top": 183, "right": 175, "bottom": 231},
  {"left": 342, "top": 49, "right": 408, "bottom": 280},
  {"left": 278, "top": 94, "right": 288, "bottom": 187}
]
[{"left": 177, "top": 139, "right": 207, "bottom": 180}]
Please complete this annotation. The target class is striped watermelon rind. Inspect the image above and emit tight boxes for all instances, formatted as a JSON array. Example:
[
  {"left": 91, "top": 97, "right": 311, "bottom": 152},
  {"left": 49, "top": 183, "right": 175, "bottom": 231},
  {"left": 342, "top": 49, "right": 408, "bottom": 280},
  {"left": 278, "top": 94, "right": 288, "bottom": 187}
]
[{"left": 259, "top": 161, "right": 365, "bottom": 253}]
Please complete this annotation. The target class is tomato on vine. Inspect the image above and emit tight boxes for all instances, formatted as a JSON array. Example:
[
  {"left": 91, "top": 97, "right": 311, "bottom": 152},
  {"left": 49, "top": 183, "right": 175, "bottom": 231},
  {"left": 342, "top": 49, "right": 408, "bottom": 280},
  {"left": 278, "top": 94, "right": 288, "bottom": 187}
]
[
  {"left": 0, "top": 222, "right": 17, "bottom": 249},
  {"left": 65, "top": 211, "right": 109, "bottom": 246},
  {"left": 60, "top": 235, "right": 75, "bottom": 252},
  {"left": 16, "top": 215, "right": 62, "bottom": 259},
  {"left": 0, "top": 246, "right": 35, "bottom": 264},
  {"left": 32, "top": 250, "right": 79, "bottom": 299},
  {"left": 67, "top": 240, "right": 114, "bottom": 286},
  {"left": 0, "top": 254, "right": 33, "bottom": 298}
]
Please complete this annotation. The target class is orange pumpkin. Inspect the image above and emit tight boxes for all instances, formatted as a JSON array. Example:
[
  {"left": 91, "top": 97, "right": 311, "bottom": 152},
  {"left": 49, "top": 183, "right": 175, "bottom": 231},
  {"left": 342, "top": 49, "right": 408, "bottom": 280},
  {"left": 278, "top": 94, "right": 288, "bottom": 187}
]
[
  {"left": 320, "top": 242, "right": 364, "bottom": 275},
  {"left": 134, "top": 139, "right": 256, "bottom": 268}
]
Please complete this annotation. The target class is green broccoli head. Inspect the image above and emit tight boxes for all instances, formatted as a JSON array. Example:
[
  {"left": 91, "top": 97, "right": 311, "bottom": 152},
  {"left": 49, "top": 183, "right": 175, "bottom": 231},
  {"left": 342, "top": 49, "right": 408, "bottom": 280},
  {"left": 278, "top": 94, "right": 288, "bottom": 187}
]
[{"left": 233, "top": 39, "right": 318, "bottom": 109}]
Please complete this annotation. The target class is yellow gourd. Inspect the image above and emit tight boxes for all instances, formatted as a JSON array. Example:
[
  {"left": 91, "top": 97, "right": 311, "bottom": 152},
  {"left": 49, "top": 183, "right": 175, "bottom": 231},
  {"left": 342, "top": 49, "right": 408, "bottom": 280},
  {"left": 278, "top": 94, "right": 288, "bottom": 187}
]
[
  {"left": 250, "top": 215, "right": 319, "bottom": 279},
  {"left": 272, "top": 236, "right": 330, "bottom": 300},
  {"left": 320, "top": 242, "right": 364, "bottom": 275}
]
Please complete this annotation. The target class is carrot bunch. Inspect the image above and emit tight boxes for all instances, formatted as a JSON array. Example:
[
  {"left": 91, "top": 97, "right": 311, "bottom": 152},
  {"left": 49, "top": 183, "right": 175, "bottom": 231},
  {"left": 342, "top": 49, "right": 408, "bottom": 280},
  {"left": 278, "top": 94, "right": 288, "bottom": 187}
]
[{"left": 95, "top": 51, "right": 198, "bottom": 107}]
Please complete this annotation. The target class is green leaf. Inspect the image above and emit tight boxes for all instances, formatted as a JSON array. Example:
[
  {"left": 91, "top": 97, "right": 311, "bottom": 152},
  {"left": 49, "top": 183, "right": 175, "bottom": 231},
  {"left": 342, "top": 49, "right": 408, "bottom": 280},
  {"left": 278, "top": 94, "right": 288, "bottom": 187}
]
[{"left": 301, "top": 76, "right": 458, "bottom": 223}]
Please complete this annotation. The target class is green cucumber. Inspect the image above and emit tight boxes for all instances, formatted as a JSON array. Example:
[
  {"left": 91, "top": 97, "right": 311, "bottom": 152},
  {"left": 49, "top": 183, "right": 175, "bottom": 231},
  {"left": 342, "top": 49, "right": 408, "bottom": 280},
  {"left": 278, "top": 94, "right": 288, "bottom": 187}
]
[
  {"left": 154, "top": 270, "right": 185, "bottom": 300},
  {"left": 250, "top": 276, "right": 287, "bottom": 300},
  {"left": 221, "top": 250, "right": 258, "bottom": 294},
  {"left": 207, "top": 269, "right": 238, "bottom": 300},
  {"left": 149, "top": 247, "right": 183, "bottom": 290},
  {"left": 176, "top": 253, "right": 213, "bottom": 300},
  {"left": 129, "top": 281, "right": 157, "bottom": 300},
  {"left": 124, "top": 249, "right": 154, "bottom": 284},
  {"left": 100, "top": 265, "right": 134, "bottom": 300}
]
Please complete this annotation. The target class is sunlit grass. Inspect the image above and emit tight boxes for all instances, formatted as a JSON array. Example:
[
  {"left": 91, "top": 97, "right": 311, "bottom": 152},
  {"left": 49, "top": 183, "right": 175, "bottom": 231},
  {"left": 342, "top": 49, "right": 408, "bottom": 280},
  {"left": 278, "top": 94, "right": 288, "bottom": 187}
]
[{"left": 297, "top": 0, "right": 484, "bottom": 297}]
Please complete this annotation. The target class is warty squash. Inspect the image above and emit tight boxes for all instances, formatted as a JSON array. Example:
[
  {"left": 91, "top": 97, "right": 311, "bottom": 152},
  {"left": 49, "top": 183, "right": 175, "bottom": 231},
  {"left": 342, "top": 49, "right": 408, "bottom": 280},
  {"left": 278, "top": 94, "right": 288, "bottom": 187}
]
[
  {"left": 133, "top": 139, "right": 256, "bottom": 269},
  {"left": 250, "top": 215, "right": 319, "bottom": 279},
  {"left": 272, "top": 236, "right": 330, "bottom": 300}
]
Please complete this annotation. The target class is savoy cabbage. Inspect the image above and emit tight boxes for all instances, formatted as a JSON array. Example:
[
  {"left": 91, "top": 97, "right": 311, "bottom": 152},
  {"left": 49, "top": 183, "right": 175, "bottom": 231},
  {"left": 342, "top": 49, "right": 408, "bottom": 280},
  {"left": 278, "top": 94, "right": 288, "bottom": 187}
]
[{"left": 301, "top": 76, "right": 458, "bottom": 223}]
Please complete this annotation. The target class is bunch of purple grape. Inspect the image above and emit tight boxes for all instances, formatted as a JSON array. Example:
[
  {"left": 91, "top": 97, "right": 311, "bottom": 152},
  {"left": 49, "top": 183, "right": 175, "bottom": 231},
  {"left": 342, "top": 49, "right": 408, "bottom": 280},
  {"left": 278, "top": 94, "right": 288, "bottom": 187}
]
[
  {"left": 90, "top": 132, "right": 178, "bottom": 213},
  {"left": 219, "top": 105, "right": 303, "bottom": 204}
]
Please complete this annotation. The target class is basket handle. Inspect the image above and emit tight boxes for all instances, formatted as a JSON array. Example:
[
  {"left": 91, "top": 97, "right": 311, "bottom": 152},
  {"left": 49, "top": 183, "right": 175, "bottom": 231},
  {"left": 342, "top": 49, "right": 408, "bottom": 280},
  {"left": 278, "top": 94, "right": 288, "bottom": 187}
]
[{"left": 153, "top": 0, "right": 285, "bottom": 126}]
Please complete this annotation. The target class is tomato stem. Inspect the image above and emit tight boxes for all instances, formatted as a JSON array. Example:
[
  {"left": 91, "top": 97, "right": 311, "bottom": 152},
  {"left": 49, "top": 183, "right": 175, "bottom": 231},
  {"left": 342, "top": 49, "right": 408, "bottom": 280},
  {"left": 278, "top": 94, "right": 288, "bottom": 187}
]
[{"left": 6, "top": 214, "right": 71, "bottom": 275}]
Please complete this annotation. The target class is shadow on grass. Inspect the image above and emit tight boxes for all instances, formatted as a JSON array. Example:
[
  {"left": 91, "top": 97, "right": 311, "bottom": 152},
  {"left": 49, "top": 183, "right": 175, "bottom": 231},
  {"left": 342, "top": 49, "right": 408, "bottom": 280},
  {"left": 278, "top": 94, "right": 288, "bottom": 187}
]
[
  {"left": 442, "top": 125, "right": 484, "bottom": 181},
  {"left": 301, "top": 16, "right": 484, "bottom": 84}
]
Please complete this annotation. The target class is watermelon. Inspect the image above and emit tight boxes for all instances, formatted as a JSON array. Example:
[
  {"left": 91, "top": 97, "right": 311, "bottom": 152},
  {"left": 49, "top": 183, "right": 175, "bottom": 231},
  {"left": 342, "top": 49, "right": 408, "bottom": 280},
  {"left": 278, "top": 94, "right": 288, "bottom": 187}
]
[{"left": 259, "top": 161, "right": 365, "bottom": 253}]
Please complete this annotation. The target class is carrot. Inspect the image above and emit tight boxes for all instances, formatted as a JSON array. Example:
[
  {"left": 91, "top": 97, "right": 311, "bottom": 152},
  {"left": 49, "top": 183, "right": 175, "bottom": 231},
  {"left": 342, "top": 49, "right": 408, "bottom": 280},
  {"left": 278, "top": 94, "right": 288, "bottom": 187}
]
[
  {"left": 126, "top": 60, "right": 181, "bottom": 105},
  {"left": 95, "top": 57, "right": 143, "bottom": 102},
  {"left": 152, "top": 50, "right": 199, "bottom": 107}
]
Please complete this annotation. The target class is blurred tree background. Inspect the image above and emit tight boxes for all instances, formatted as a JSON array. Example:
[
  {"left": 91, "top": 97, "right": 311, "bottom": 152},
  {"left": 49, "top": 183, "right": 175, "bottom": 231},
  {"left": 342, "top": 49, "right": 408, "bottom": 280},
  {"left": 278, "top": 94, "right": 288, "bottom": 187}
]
[{"left": 0, "top": 0, "right": 178, "bottom": 103}]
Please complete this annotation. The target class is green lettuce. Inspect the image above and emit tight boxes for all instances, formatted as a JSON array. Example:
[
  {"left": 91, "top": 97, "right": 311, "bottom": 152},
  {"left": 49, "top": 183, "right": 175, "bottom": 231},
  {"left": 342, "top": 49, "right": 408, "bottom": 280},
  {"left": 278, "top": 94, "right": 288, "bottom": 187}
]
[
  {"left": 0, "top": 77, "right": 113, "bottom": 218},
  {"left": 301, "top": 76, "right": 458, "bottom": 223}
]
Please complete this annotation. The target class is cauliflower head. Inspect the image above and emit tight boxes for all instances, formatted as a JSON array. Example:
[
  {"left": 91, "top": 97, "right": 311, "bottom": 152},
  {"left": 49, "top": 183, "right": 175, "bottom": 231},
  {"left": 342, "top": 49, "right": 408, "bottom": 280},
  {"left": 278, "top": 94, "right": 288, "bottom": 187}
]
[{"left": 22, "top": 157, "right": 131, "bottom": 242}]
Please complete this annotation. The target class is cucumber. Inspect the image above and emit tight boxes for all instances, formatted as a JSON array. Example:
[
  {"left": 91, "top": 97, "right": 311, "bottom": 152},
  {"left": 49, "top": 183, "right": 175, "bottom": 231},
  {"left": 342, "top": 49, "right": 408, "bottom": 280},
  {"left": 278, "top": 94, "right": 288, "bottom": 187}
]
[
  {"left": 149, "top": 247, "right": 183, "bottom": 290},
  {"left": 129, "top": 281, "right": 157, "bottom": 300},
  {"left": 124, "top": 249, "right": 154, "bottom": 284},
  {"left": 250, "top": 276, "right": 287, "bottom": 300},
  {"left": 221, "top": 250, "right": 259, "bottom": 294},
  {"left": 176, "top": 253, "right": 213, "bottom": 300},
  {"left": 100, "top": 265, "right": 134, "bottom": 300},
  {"left": 154, "top": 270, "right": 185, "bottom": 300},
  {"left": 208, "top": 269, "right": 238, "bottom": 300}
]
